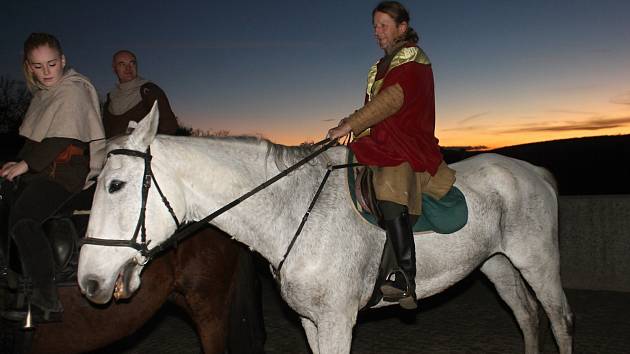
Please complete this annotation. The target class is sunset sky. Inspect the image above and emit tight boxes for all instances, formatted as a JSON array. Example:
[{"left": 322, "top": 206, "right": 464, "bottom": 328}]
[{"left": 1, "top": 0, "right": 629, "bottom": 148}]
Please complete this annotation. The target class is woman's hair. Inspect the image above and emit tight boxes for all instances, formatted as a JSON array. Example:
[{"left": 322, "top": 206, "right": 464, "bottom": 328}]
[
  {"left": 373, "top": 1, "right": 419, "bottom": 44},
  {"left": 22, "top": 32, "right": 64, "bottom": 89}
]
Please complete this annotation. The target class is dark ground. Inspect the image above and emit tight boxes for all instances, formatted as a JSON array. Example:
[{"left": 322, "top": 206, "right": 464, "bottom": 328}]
[{"left": 91, "top": 269, "right": 629, "bottom": 354}]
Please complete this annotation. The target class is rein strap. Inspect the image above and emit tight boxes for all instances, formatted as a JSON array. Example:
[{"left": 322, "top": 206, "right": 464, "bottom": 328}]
[{"left": 151, "top": 138, "right": 339, "bottom": 259}]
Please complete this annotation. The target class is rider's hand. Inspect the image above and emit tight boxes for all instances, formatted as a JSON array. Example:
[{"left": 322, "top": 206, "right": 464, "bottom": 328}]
[
  {"left": 0, "top": 161, "right": 16, "bottom": 176},
  {"left": 337, "top": 117, "right": 349, "bottom": 127},
  {"left": 327, "top": 121, "right": 352, "bottom": 140},
  {"left": 0, "top": 161, "right": 28, "bottom": 181}
]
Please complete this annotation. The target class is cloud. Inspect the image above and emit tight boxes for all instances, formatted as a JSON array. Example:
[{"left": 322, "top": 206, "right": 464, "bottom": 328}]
[
  {"left": 611, "top": 91, "right": 630, "bottom": 105},
  {"left": 442, "top": 124, "right": 492, "bottom": 132},
  {"left": 443, "top": 145, "right": 488, "bottom": 151},
  {"left": 555, "top": 84, "right": 599, "bottom": 92},
  {"left": 546, "top": 109, "right": 596, "bottom": 115},
  {"left": 441, "top": 112, "right": 492, "bottom": 132},
  {"left": 497, "top": 115, "right": 630, "bottom": 134},
  {"left": 457, "top": 111, "right": 490, "bottom": 125}
]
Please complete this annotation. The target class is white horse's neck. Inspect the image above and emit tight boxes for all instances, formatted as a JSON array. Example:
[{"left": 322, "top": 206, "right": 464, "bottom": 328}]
[{"left": 153, "top": 136, "right": 329, "bottom": 266}]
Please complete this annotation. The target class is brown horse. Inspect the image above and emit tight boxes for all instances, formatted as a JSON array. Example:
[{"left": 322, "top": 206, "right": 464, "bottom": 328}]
[{"left": 2, "top": 226, "right": 258, "bottom": 354}]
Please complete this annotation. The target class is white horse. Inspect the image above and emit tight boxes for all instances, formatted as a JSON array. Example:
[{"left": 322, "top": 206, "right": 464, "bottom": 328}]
[{"left": 78, "top": 105, "right": 573, "bottom": 354}]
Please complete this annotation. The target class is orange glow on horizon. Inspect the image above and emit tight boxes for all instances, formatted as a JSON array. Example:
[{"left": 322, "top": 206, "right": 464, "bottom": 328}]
[
  {"left": 259, "top": 126, "right": 630, "bottom": 149},
  {"left": 436, "top": 109, "right": 630, "bottom": 149},
  {"left": 180, "top": 109, "right": 630, "bottom": 150},
  {"left": 438, "top": 127, "right": 630, "bottom": 150}
]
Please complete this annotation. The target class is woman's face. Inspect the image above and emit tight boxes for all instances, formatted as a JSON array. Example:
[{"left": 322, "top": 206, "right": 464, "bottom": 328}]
[
  {"left": 27, "top": 45, "right": 66, "bottom": 87},
  {"left": 373, "top": 11, "right": 408, "bottom": 51}
]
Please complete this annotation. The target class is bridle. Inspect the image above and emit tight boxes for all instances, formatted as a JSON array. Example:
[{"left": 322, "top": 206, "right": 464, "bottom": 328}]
[
  {"left": 80, "top": 147, "right": 180, "bottom": 260},
  {"left": 80, "top": 139, "right": 349, "bottom": 268}
]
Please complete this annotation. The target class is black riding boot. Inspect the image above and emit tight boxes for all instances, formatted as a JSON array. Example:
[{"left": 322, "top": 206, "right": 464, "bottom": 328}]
[
  {"left": 2, "top": 219, "right": 62, "bottom": 322},
  {"left": 380, "top": 211, "right": 417, "bottom": 310}
]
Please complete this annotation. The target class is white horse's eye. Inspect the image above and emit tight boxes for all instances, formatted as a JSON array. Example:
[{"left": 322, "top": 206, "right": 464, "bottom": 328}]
[{"left": 108, "top": 180, "right": 127, "bottom": 193}]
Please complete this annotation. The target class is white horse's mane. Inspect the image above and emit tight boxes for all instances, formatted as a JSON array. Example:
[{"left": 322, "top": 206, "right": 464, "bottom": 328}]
[
  {"left": 207, "top": 135, "right": 322, "bottom": 168},
  {"left": 267, "top": 141, "right": 326, "bottom": 171},
  {"left": 110, "top": 132, "right": 330, "bottom": 176}
]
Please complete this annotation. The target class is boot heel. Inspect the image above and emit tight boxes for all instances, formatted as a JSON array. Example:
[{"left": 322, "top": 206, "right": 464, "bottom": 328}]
[{"left": 399, "top": 295, "right": 417, "bottom": 310}]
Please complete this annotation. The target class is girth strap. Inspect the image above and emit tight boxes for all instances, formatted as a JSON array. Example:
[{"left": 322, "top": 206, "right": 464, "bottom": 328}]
[{"left": 275, "top": 162, "right": 360, "bottom": 274}]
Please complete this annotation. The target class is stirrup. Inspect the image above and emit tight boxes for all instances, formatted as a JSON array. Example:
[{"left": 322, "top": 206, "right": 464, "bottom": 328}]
[
  {"left": 380, "top": 271, "right": 411, "bottom": 299},
  {"left": 380, "top": 271, "right": 417, "bottom": 310},
  {"left": 1, "top": 300, "right": 63, "bottom": 323}
]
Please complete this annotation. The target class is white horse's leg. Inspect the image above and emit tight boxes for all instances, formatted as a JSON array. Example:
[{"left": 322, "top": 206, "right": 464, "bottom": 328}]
[
  {"left": 315, "top": 312, "right": 356, "bottom": 354},
  {"left": 507, "top": 240, "right": 574, "bottom": 354},
  {"left": 517, "top": 263, "right": 574, "bottom": 354},
  {"left": 480, "top": 254, "right": 540, "bottom": 354},
  {"left": 301, "top": 317, "right": 320, "bottom": 354}
]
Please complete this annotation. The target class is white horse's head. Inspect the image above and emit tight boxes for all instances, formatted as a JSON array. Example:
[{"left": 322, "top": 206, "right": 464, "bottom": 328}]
[{"left": 78, "top": 102, "right": 185, "bottom": 303}]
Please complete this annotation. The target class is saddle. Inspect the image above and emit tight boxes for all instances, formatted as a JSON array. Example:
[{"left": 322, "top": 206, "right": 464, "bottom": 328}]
[
  {"left": 355, "top": 166, "right": 383, "bottom": 226},
  {"left": 349, "top": 160, "right": 468, "bottom": 234},
  {"left": 42, "top": 215, "right": 85, "bottom": 283},
  {"left": 345, "top": 152, "right": 469, "bottom": 308}
]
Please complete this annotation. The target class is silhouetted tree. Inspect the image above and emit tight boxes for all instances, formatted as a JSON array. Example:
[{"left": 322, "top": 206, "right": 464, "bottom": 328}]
[
  {"left": 0, "top": 77, "right": 30, "bottom": 161},
  {"left": 175, "top": 118, "right": 193, "bottom": 136},
  {"left": 0, "top": 76, "right": 31, "bottom": 134}
]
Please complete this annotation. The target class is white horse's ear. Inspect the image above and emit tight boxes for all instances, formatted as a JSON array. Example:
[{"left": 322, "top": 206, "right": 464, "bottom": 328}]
[
  {"left": 129, "top": 100, "right": 159, "bottom": 148},
  {"left": 125, "top": 121, "right": 138, "bottom": 134}
]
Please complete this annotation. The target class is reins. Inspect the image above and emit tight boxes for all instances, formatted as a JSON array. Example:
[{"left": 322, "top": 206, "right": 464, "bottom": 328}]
[
  {"left": 148, "top": 138, "right": 341, "bottom": 261},
  {"left": 82, "top": 138, "right": 356, "bottom": 269}
]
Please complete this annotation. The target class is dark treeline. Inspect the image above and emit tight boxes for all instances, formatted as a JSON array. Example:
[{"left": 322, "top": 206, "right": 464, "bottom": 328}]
[
  {"left": 443, "top": 134, "right": 630, "bottom": 195},
  {"left": 0, "top": 77, "right": 29, "bottom": 162}
]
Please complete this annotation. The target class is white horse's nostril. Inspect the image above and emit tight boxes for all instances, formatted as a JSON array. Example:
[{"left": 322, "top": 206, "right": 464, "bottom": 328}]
[{"left": 83, "top": 278, "right": 100, "bottom": 297}]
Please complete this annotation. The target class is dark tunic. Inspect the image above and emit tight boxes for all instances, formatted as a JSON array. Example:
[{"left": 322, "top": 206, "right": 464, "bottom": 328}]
[
  {"left": 18, "top": 137, "right": 89, "bottom": 194},
  {"left": 103, "top": 83, "right": 179, "bottom": 138}
]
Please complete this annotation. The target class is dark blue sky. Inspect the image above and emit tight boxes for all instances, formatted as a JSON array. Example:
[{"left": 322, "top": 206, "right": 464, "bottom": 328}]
[{"left": 2, "top": 0, "right": 629, "bottom": 147}]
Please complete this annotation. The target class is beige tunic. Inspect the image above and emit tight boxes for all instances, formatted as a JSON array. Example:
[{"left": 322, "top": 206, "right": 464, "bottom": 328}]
[
  {"left": 370, "top": 162, "right": 455, "bottom": 216},
  {"left": 20, "top": 68, "right": 105, "bottom": 186}
]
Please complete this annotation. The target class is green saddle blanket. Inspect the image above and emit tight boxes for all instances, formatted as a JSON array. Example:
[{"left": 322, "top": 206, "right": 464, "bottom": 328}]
[{"left": 346, "top": 154, "right": 468, "bottom": 234}]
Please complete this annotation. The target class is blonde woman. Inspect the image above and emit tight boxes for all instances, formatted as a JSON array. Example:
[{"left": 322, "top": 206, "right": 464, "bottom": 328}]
[{"left": 0, "top": 33, "right": 104, "bottom": 322}]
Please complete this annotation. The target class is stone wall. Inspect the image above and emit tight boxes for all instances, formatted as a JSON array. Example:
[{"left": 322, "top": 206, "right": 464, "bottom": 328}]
[{"left": 558, "top": 195, "right": 630, "bottom": 292}]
